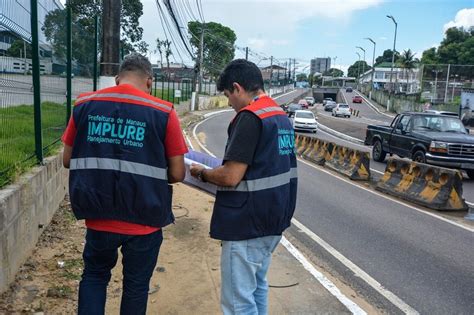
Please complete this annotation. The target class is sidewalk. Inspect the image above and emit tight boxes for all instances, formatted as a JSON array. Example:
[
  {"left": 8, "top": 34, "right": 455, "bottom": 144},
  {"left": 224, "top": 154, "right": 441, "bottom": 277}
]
[{"left": 0, "top": 183, "right": 358, "bottom": 314}]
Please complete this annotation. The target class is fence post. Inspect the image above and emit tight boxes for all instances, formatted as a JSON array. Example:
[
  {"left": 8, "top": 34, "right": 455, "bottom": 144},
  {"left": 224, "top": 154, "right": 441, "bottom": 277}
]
[
  {"left": 30, "top": 0, "right": 43, "bottom": 163},
  {"left": 161, "top": 74, "right": 165, "bottom": 99},
  {"left": 154, "top": 74, "right": 158, "bottom": 97},
  {"left": 172, "top": 79, "right": 175, "bottom": 104},
  {"left": 93, "top": 14, "right": 98, "bottom": 91},
  {"left": 66, "top": 3, "right": 72, "bottom": 121}
]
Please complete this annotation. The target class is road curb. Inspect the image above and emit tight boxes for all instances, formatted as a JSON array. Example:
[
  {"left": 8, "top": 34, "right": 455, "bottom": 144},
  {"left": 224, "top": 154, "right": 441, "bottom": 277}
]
[{"left": 316, "top": 122, "right": 366, "bottom": 145}]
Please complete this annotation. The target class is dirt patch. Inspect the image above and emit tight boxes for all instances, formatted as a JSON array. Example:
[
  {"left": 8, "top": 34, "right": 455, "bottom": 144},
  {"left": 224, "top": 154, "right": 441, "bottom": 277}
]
[{"left": 0, "top": 184, "right": 220, "bottom": 314}]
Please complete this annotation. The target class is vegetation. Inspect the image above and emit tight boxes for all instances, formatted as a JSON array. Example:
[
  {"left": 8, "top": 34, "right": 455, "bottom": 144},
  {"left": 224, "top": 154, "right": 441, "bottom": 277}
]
[
  {"left": 421, "top": 27, "right": 474, "bottom": 65},
  {"left": 375, "top": 49, "right": 400, "bottom": 65},
  {"left": 43, "top": 0, "right": 144, "bottom": 75},
  {"left": 323, "top": 68, "right": 344, "bottom": 77},
  {"left": 397, "top": 49, "right": 418, "bottom": 90},
  {"left": 188, "top": 21, "right": 237, "bottom": 80},
  {"left": 0, "top": 102, "right": 65, "bottom": 187},
  {"left": 347, "top": 60, "right": 371, "bottom": 78}
]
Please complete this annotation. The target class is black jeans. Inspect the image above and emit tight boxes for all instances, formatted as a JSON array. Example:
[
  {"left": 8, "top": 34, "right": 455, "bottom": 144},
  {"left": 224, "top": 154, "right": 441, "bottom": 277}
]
[{"left": 78, "top": 228, "right": 163, "bottom": 315}]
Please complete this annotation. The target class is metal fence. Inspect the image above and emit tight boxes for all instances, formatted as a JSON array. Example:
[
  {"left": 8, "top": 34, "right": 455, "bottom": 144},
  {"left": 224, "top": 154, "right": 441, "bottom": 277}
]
[
  {"left": 0, "top": 1, "right": 99, "bottom": 187},
  {"left": 419, "top": 64, "right": 474, "bottom": 105}
]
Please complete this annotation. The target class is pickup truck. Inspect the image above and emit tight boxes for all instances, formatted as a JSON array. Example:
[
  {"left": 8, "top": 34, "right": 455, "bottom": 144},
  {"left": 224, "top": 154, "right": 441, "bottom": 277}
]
[{"left": 365, "top": 112, "right": 474, "bottom": 178}]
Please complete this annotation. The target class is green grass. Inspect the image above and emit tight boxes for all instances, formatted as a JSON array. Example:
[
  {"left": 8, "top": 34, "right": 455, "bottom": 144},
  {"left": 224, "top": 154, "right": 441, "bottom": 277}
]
[
  {"left": 0, "top": 102, "right": 66, "bottom": 187},
  {"left": 151, "top": 88, "right": 192, "bottom": 103}
]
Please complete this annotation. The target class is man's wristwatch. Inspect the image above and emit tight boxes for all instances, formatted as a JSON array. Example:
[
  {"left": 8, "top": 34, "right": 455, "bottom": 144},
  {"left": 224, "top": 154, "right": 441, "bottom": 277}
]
[{"left": 197, "top": 169, "right": 207, "bottom": 182}]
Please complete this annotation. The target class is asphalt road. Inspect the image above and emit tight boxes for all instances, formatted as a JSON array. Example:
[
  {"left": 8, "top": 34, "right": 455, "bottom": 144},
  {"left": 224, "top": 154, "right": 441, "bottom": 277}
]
[
  {"left": 311, "top": 89, "right": 474, "bottom": 204},
  {"left": 195, "top": 104, "right": 474, "bottom": 314}
]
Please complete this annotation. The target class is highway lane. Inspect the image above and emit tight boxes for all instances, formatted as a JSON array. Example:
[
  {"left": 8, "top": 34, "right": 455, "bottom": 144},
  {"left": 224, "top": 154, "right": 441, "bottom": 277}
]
[
  {"left": 339, "top": 88, "right": 394, "bottom": 124},
  {"left": 195, "top": 109, "right": 474, "bottom": 314},
  {"left": 311, "top": 95, "right": 474, "bottom": 203}
]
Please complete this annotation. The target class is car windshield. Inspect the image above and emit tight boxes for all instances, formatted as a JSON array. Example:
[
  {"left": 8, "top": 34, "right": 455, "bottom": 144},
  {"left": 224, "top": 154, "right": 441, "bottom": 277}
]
[
  {"left": 339, "top": 104, "right": 349, "bottom": 108},
  {"left": 412, "top": 116, "right": 467, "bottom": 133},
  {"left": 296, "top": 112, "right": 314, "bottom": 119},
  {"left": 289, "top": 104, "right": 301, "bottom": 110}
]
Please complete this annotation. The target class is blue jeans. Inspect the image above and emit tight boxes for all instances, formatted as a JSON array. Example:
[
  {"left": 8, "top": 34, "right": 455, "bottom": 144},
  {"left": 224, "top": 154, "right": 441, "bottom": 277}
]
[
  {"left": 78, "top": 228, "right": 163, "bottom": 315},
  {"left": 220, "top": 235, "right": 282, "bottom": 315}
]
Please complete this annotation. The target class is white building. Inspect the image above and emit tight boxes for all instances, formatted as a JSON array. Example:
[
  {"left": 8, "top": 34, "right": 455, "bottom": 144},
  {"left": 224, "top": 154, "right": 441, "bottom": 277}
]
[{"left": 359, "top": 62, "right": 421, "bottom": 93}]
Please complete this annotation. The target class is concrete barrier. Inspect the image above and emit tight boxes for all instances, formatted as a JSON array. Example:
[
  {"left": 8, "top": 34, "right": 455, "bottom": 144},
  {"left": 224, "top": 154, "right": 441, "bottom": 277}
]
[
  {"left": 376, "top": 158, "right": 468, "bottom": 211},
  {"left": 325, "top": 144, "right": 371, "bottom": 181},
  {"left": 303, "top": 138, "right": 334, "bottom": 166},
  {"left": 0, "top": 152, "right": 67, "bottom": 293}
]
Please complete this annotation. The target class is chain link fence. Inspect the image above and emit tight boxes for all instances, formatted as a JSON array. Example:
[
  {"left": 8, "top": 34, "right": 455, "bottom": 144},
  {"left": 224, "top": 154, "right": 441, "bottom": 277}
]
[{"left": 0, "top": 1, "right": 100, "bottom": 187}]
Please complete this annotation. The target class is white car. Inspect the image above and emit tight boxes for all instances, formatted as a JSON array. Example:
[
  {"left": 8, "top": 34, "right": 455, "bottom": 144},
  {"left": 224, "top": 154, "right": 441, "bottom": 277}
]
[
  {"left": 293, "top": 110, "right": 318, "bottom": 133},
  {"left": 332, "top": 103, "right": 351, "bottom": 118},
  {"left": 304, "top": 96, "right": 315, "bottom": 106}
]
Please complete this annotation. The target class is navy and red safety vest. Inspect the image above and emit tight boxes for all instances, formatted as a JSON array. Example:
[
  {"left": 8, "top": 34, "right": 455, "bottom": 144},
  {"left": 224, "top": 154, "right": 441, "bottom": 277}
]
[
  {"left": 69, "top": 84, "right": 175, "bottom": 228},
  {"left": 211, "top": 96, "right": 298, "bottom": 241}
]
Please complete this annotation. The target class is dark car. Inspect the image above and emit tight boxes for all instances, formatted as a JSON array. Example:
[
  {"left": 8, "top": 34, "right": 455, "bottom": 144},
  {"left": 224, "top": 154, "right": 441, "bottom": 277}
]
[
  {"left": 365, "top": 112, "right": 474, "bottom": 178},
  {"left": 324, "top": 101, "right": 337, "bottom": 112},
  {"left": 287, "top": 103, "right": 303, "bottom": 117},
  {"left": 352, "top": 95, "right": 363, "bottom": 103},
  {"left": 280, "top": 103, "right": 289, "bottom": 112},
  {"left": 323, "top": 98, "right": 333, "bottom": 106},
  {"left": 346, "top": 87, "right": 353, "bottom": 93}
]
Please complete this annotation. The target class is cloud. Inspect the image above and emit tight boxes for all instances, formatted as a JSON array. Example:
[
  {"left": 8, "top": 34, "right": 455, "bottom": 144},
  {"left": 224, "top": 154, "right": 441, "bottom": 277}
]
[
  {"left": 379, "top": 36, "right": 387, "bottom": 41},
  {"left": 443, "top": 8, "right": 474, "bottom": 32}
]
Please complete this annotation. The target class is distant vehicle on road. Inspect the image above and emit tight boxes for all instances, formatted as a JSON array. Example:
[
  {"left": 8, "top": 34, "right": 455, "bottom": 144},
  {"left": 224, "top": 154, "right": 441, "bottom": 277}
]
[
  {"left": 280, "top": 103, "right": 289, "bottom": 112},
  {"left": 293, "top": 110, "right": 318, "bottom": 133},
  {"left": 365, "top": 112, "right": 474, "bottom": 178},
  {"left": 287, "top": 103, "right": 303, "bottom": 117},
  {"left": 304, "top": 96, "right": 315, "bottom": 106},
  {"left": 352, "top": 95, "right": 363, "bottom": 103},
  {"left": 298, "top": 99, "right": 309, "bottom": 109},
  {"left": 332, "top": 103, "right": 351, "bottom": 118},
  {"left": 324, "top": 101, "right": 337, "bottom": 112},
  {"left": 345, "top": 87, "right": 353, "bottom": 93},
  {"left": 323, "top": 98, "right": 333, "bottom": 106}
]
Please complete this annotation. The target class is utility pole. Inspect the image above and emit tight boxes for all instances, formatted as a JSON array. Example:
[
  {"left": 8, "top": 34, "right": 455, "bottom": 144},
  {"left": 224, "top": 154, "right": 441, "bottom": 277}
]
[
  {"left": 356, "top": 46, "right": 366, "bottom": 83},
  {"left": 444, "top": 64, "right": 451, "bottom": 103},
  {"left": 356, "top": 52, "right": 361, "bottom": 88},
  {"left": 293, "top": 59, "right": 296, "bottom": 82},
  {"left": 245, "top": 47, "right": 248, "bottom": 60},
  {"left": 100, "top": 0, "right": 121, "bottom": 80},
  {"left": 269, "top": 56, "right": 273, "bottom": 94},
  {"left": 198, "top": 25, "right": 204, "bottom": 93},
  {"left": 288, "top": 58, "right": 291, "bottom": 82}
]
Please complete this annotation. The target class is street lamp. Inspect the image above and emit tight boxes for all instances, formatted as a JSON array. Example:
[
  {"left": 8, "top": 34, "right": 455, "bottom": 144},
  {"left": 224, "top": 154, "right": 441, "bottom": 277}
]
[
  {"left": 356, "top": 46, "right": 366, "bottom": 82},
  {"left": 356, "top": 52, "right": 361, "bottom": 79},
  {"left": 365, "top": 37, "right": 376, "bottom": 98},
  {"left": 387, "top": 15, "right": 398, "bottom": 94}
]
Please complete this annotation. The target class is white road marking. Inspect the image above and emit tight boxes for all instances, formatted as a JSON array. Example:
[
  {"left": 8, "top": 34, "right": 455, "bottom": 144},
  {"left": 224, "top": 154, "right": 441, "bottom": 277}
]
[
  {"left": 290, "top": 220, "right": 419, "bottom": 315},
  {"left": 183, "top": 130, "right": 195, "bottom": 150},
  {"left": 298, "top": 158, "right": 474, "bottom": 233},
  {"left": 280, "top": 236, "right": 367, "bottom": 315}
]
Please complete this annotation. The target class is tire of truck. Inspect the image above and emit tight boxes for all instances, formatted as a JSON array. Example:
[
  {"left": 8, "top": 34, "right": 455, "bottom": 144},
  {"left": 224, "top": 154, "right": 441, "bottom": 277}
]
[
  {"left": 412, "top": 150, "right": 426, "bottom": 164},
  {"left": 372, "top": 139, "right": 387, "bottom": 162}
]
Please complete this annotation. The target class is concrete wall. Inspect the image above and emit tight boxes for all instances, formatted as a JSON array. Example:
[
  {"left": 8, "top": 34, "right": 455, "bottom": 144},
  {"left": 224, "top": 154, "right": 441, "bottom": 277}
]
[{"left": 0, "top": 152, "right": 67, "bottom": 293}]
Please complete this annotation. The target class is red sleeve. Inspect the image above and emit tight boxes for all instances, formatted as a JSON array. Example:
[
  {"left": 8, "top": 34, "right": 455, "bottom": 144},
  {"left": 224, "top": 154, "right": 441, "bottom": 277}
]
[
  {"left": 164, "top": 110, "right": 188, "bottom": 158},
  {"left": 61, "top": 116, "right": 77, "bottom": 146}
]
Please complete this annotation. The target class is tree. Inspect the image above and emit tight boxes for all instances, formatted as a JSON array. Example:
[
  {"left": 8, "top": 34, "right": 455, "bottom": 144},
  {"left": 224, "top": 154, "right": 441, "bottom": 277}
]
[
  {"left": 375, "top": 49, "right": 400, "bottom": 65},
  {"left": 6, "top": 39, "right": 32, "bottom": 59},
  {"left": 397, "top": 49, "right": 417, "bottom": 92},
  {"left": 136, "top": 41, "right": 149, "bottom": 55},
  {"left": 420, "top": 47, "right": 438, "bottom": 64},
  {"left": 347, "top": 60, "right": 371, "bottom": 78},
  {"left": 296, "top": 73, "right": 307, "bottom": 82},
  {"left": 42, "top": 0, "right": 144, "bottom": 75},
  {"left": 420, "top": 26, "right": 474, "bottom": 65},
  {"left": 163, "top": 40, "right": 172, "bottom": 79},
  {"left": 188, "top": 21, "right": 236, "bottom": 79},
  {"left": 155, "top": 38, "right": 164, "bottom": 67},
  {"left": 323, "top": 68, "right": 344, "bottom": 77}
]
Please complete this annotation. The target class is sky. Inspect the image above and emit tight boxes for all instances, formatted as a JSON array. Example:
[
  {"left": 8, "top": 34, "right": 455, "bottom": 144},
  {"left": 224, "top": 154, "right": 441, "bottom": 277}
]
[{"left": 108, "top": 0, "right": 474, "bottom": 75}]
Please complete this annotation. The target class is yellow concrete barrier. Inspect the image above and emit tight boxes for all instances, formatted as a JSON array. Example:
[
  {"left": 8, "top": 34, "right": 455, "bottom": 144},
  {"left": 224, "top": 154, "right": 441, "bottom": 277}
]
[
  {"left": 376, "top": 158, "right": 468, "bottom": 211},
  {"left": 324, "top": 144, "right": 371, "bottom": 180}
]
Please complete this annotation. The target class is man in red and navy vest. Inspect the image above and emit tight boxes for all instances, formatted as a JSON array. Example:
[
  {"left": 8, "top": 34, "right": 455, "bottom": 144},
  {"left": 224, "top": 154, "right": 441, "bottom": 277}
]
[
  {"left": 190, "top": 59, "right": 298, "bottom": 314},
  {"left": 62, "top": 53, "right": 187, "bottom": 314}
]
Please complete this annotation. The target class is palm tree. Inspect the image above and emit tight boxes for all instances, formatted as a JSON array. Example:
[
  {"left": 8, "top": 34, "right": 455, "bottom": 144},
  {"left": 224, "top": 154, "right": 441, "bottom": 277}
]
[{"left": 397, "top": 49, "right": 417, "bottom": 93}]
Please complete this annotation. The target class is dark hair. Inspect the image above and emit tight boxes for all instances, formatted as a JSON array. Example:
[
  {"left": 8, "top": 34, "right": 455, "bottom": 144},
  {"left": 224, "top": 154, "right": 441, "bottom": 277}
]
[
  {"left": 217, "top": 59, "right": 264, "bottom": 93},
  {"left": 119, "top": 53, "right": 153, "bottom": 78}
]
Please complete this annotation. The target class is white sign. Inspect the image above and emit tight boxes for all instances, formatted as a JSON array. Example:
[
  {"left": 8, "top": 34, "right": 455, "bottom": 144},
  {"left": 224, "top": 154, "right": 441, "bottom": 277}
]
[{"left": 174, "top": 89, "right": 182, "bottom": 98}]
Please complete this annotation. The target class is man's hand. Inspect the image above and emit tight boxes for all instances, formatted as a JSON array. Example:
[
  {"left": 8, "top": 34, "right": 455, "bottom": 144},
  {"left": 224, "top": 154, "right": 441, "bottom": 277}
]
[{"left": 190, "top": 163, "right": 205, "bottom": 179}]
